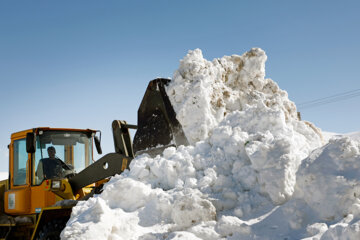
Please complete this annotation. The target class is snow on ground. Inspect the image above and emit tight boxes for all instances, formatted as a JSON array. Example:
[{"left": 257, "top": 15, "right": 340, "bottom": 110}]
[
  {"left": 61, "top": 48, "right": 360, "bottom": 239},
  {"left": 345, "top": 132, "right": 360, "bottom": 141},
  {"left": 0, "top": 147, "right": 9, "bottom": 180},
  {"left": 321, "top": 131, "right": 337, "bottom": 143},
  {"left": 0, "top": 172, "right": 7, "bottom": 181}
]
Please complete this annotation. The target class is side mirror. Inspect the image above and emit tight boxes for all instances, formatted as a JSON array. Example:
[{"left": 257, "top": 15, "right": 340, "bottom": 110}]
[
  {"left": 26, "top": 133, "right": 36, "bottom": 153},
  {"left": 94, "top": 136, "right": 102, "bottom": 155}
]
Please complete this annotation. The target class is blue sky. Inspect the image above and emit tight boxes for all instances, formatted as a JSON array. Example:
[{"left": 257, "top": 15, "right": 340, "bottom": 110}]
[{"left": 1, "top": 1, "right": 359, "bottom": 172}]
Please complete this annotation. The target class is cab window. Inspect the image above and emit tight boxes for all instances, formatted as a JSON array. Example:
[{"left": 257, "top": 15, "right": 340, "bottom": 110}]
[
  {"left": 32, "top": 131, "right": 93, "bottom": 185},
  {"left": 13, "top": 139, "right": 28, "bottom": 186}
]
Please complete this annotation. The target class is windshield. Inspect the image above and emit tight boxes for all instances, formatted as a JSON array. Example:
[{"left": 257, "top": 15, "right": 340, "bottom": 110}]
[{"left": 33, "top": 131, "right": 93, "bottom": 185}]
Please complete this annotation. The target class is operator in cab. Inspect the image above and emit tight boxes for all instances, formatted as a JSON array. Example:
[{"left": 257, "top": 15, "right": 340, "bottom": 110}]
[{"left": 36, "top": 146, "right": 73, "bottom": 180}]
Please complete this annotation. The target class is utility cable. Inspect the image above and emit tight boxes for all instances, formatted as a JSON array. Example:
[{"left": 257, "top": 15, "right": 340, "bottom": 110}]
[
  {"left": 297, "top": 88, "right": 360, "bottom": 109},
  {"left": 298, "top": 88, "right": 360, "bottom": 106},
  {"left": 299, "top": 92, "right": 360, "bottom": 109}
]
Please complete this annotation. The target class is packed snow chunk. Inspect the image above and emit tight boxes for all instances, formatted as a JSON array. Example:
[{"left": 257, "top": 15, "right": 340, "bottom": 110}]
[
  {"left": 250, "top": 136, "right": 360, "bottom": 239},
  {"left": 61, "top": 198, "right": 115, "bottom": 239},
  {"left": 166, "top": 47, "right": 323, "bottom": 204},
  {"left": 62, "top": 175, "right": 174, "bottom": 240},
  {"left": 100, "top": 176, "right": 153, "bottom": 211},
  {"left": 208, "top": 108, "right": 321, "bottom": 204},
  {"left": 171, "top": 189, "right": 216, "bottom": 228},
  {"left": 305, "top": 222, "right": 328, "bottom": 239},
  {"left": 295, "top": 137, "right": 360, "bottom": 222},
  {"left": 167, "top": 48, "right": 302, "bottom": 144},
  {"left": 247, "top": 136, "right": 360, "bottom": 239},
  {"left": 215, "top": 215, "right": 251, "bottom": 238},
  {"left": 164, "top": 231, "right": 203, "bottom": 240},
  {"left": 129, "top": 146, "right": 197, "bottom": 190},
  {"left": 187, "top": 221, "right": 220, "bottom": 240},
  {"left": 320, "top": 219, "right": 360, "bottom": 240}
]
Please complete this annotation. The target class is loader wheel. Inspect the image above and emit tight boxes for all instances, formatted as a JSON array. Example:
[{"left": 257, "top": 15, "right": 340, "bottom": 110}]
[{"left": 36, "top": 218, "right": 67, "bottom": 240}]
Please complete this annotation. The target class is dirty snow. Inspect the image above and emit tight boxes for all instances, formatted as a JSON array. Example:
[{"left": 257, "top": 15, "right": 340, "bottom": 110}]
[{"left": 61, "top": 48, "right": 360, "bottom": 239}]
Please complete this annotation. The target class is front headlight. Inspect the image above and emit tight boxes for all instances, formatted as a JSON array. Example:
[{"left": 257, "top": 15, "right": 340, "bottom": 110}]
[{"left": 51, "top": 180, "right": 61, "bottom": 189}]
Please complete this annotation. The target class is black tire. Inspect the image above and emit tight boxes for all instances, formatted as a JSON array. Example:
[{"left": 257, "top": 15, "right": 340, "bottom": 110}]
[
  {"left": 0, "top": 226, "right": 10, "bottom": 239},
  {"left": 36, "top": 218, "right": 67, "bottom": 240}
]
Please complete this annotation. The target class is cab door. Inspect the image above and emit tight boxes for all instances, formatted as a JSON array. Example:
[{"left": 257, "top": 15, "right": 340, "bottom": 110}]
[{"left": 5, "top": 137, "right": 31, "bottom": 215}]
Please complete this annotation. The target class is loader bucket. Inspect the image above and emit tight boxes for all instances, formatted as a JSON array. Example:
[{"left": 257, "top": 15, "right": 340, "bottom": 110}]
[{"left": 133, "top": 78, "right": 189, "bottom": 156}]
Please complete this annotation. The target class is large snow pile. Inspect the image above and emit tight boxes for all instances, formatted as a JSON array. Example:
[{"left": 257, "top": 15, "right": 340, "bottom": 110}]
[{"left": 61, "top": 49, "right": 360, "bottom": 239}]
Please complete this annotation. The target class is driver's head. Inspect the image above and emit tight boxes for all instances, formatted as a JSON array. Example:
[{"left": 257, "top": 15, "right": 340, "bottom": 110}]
[{"left": 47, "top": 146, "right": 56, "bottom": 159}]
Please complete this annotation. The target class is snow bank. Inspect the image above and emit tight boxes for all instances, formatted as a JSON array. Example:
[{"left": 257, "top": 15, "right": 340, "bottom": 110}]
[
  {"left": 249, "top": 136, "right": 360, "bottom": 239},
  {"left": 167, "top": 48, "right": 298, "bottom": 144},
  {"left": 166, "top": 48, "right": 322, "bottom": 204},
  {"left": 0, "top": 147, "right": 8, "bottom": 180},
  {"left": 0, "top": 172, "right": 8, "bottom": 181},
  {"left": 61, "top": 48, "right": 360, "bottom": 239}
]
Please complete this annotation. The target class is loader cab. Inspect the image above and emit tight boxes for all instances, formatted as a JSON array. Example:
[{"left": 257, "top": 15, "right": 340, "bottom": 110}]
[
  {"left": 33, "top": 130, "right": 93, "bottom": 184},
  {"left": 5, "top": 128, "right": 97, "bottom": 215}
]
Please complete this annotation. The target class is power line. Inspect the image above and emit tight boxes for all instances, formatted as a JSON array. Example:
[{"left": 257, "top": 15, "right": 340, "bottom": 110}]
[
  {"left": 298, "top": 88, "right": 360, "bottom": 106},
  {"left": 298, "top": 91, "right": 360, "bottom": 108},
  {"left": 297, "top": 88, "right": 360, "bottom": 109},
  {"left": 299, "top": 92, "right": 360, "bottom": 109}
]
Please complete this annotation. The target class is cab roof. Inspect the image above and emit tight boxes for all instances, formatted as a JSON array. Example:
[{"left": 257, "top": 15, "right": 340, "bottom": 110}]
[{"left": 11, "top": 127, "right": 97, "bottom": 139}]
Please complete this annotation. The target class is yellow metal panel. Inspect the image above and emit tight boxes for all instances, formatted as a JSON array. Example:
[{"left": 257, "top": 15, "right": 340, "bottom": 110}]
[
  {"left": 4, "top": 187, "right": 31, "bottom": 215},
  {"left": 8, "top": 136, "right": 32, "bottom": 218},
  {"left": 0, "top": 179, "right": 9, "bottom": 213},
  {"left": 30, "top": 180, "right": 56, "bottom": 214},
  {"left": 10, "top": 129, "right": 33, "bottom": 140},
  {"left": 11, "top": 128, "right": 97, "bottom": 139},
  {"left": 49, "top": 179, "right": 75, "bottom": 201},
  {"left": 121, "top": 158, "right": 128, "bottom": 171}
]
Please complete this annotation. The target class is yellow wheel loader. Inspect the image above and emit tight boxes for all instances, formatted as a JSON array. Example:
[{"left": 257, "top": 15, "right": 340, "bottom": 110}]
[{"left": 0, "top": 79, "right": 188, "bottom": 240}]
